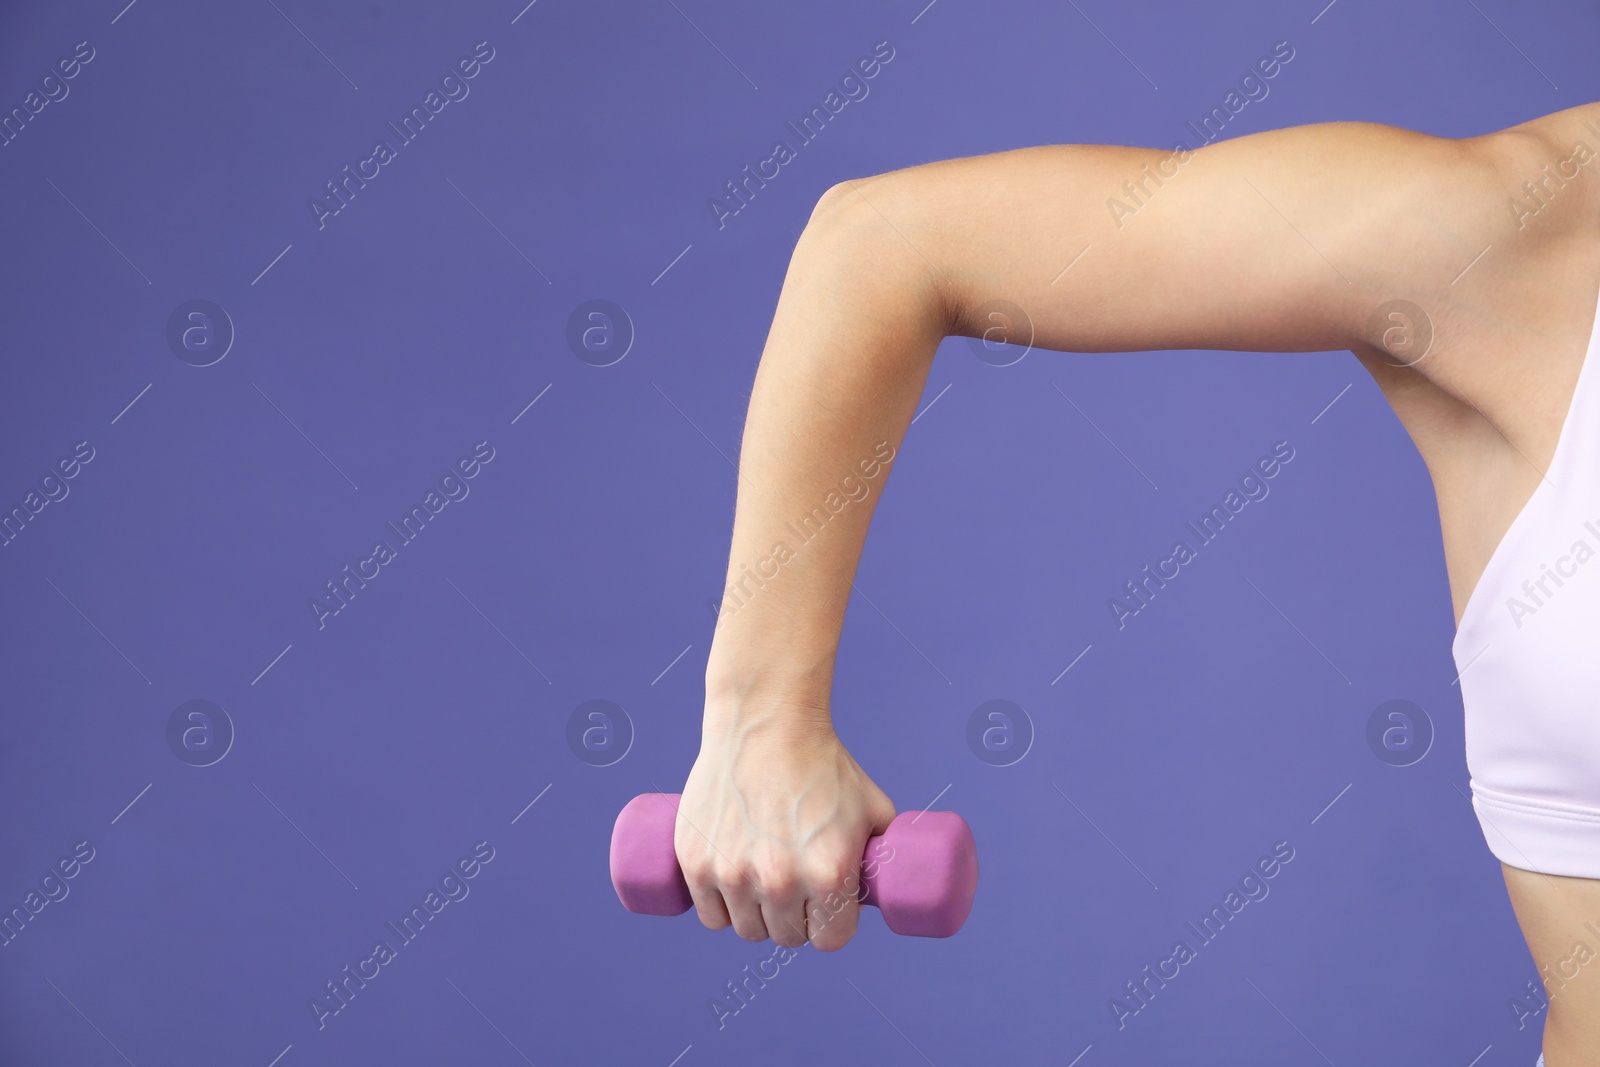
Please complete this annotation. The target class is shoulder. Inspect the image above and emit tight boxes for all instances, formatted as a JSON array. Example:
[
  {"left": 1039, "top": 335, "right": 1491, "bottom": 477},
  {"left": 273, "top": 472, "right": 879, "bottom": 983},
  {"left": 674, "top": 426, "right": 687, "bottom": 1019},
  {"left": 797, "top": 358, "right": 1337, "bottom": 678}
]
[
  {"left": 1476, "top": 103, "right": 1600, "bottom": 189},
  {"left": 1348, "top": 105, "right": 1600, "bottom": 409},
  {"left": 1356, "top": 106, "right": 1600, "bottom": 622}
]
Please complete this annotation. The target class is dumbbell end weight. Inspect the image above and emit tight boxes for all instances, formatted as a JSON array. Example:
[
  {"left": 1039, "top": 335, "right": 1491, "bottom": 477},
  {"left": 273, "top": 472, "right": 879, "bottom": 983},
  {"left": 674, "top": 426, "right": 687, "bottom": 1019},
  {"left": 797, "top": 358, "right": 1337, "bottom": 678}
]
[
  {"left": 861, "top": 809, "right": 978, "bottom": 938},
  {"left": 609, "top": 793, "right": 696, "bottom": 917},
  {"left": 610, "top": 793, "right": 978, "bottom": 938}
]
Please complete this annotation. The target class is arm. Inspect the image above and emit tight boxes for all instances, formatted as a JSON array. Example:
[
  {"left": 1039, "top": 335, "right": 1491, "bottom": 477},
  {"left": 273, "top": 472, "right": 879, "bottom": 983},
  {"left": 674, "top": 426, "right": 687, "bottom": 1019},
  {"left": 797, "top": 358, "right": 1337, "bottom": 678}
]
[{"left": 676, "top": 117, "right": 1543, "bottom": 951}]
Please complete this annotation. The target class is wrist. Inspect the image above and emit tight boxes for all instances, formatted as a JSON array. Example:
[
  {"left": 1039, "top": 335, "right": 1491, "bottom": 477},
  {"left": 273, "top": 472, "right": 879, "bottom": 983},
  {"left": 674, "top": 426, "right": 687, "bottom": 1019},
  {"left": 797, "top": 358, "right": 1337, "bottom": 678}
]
[
  {"left": 702, "top": 665, "right": 834, "bottom": 743},
  {"left": 704, "top": 626, "right": 833, "bottom": 695}
]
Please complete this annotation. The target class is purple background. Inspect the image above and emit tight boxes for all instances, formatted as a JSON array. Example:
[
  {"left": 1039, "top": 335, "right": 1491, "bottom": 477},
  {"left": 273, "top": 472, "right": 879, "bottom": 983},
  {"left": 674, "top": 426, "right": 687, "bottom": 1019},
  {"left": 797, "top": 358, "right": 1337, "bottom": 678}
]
[{"left": 0, "top": 0, "right": 1589, "bottom": 1063}]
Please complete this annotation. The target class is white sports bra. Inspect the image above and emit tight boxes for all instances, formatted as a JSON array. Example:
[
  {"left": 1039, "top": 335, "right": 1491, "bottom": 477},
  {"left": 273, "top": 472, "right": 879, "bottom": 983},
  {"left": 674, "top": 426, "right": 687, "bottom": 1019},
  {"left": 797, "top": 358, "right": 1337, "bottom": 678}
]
[{"left": 1454, "top": 274, "right": 1600, "bottom": 879}]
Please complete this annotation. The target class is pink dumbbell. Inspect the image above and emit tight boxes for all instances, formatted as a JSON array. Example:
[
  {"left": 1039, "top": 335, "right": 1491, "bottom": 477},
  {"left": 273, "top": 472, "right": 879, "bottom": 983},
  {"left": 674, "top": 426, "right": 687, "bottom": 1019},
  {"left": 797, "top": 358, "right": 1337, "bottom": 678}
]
[{"left": 609, "top": 793, "right": 979, "bottom": 938}]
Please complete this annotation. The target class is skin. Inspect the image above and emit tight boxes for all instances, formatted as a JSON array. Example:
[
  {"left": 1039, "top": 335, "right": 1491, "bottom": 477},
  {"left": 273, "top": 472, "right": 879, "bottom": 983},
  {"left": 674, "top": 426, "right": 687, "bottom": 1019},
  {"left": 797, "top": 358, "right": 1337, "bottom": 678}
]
[{"left": 674, "top": 102, "right": 1600, "bottom": 1059}]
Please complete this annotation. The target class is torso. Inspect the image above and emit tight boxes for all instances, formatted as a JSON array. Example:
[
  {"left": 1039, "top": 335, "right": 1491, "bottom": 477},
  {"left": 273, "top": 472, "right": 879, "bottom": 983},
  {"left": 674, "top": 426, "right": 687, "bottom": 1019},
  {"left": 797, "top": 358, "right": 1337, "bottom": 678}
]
[{"left": 1355, "top": 107, "right": 1600, "bottom": 1058}]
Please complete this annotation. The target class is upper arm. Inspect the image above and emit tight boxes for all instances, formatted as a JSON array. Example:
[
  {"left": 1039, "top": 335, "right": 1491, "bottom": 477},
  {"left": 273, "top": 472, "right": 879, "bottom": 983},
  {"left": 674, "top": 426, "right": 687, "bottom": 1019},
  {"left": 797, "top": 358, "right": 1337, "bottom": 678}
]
[{"left": 825, "top": 118, "right": 1541, "bottom": 358}]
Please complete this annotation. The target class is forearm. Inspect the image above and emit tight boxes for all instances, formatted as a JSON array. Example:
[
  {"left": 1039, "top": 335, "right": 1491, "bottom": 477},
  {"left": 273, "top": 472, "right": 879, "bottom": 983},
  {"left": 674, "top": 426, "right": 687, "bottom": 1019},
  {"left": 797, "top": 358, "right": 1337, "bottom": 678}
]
[{"left": 703, "top": 182, "right": 952, "bottom": 733}]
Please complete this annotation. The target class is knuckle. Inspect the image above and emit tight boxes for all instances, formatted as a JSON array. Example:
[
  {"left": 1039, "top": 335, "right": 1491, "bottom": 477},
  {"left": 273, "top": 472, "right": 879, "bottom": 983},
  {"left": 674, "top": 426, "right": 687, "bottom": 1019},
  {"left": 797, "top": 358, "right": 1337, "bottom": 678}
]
[
  {"left": 710, "top": 858, "right": 748, "bottom": 889},
  {"left": 802, "top": 853, "right": 856, "bottom": 890},
  {"left": 759, "top": 865, "right": 801, "bottom": 901},
  {"left": 679, "top": 854, "right": 713, "bottom": 886}
]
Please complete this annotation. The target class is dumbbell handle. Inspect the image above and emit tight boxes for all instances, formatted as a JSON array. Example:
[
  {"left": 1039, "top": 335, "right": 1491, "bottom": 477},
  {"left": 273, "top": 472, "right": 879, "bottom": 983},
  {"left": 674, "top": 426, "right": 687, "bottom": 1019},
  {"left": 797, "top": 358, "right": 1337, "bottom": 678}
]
[{"left": 609, "top": 793, "right": 978, "bottom": 938}]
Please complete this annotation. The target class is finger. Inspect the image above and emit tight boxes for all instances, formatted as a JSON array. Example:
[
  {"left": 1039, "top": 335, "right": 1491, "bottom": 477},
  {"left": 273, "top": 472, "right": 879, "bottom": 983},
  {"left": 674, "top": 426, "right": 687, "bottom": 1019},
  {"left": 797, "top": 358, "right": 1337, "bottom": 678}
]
[
  {"left": 674, "top": 820, "right": 765, "bottom": 939},
  {"left": 805, "top": 886, "right": 862, "bottom": 952},
  {"left": 675, "top": 824, "right": 734, "bottom": 931},
  {"left": 761, "top": 896, "right": 809, "bottom": 949},
  {"left": 803, "top": 855, "right": 865, "bottom": 951},
  {"left": 721, "top": 884, "right": 771, "bottom": 942},
  {"left": 683, "top": 874, "right": 733, "bottom": 931}
]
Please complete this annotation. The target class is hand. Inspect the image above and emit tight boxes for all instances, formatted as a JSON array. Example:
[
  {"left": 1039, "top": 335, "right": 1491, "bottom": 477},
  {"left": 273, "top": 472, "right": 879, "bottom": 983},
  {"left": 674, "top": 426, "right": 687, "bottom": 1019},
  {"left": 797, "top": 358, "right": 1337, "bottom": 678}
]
[{"left": 674, "top": 709, "right": 896, "bottom": 951}]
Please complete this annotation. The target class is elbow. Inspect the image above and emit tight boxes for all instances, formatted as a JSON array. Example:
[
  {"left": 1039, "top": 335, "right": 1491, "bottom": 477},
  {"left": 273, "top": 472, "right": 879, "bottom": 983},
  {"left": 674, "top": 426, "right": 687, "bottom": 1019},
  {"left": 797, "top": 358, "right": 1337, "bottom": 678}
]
[
  {"left": 796, "top": 179, "right": 889, "bottom": 260},
  {"left": 794, "top": 174, "right": 964, "bottom": 342},
  {"left": 805, "top": 179, "right": 866, "bottom": 230}
]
